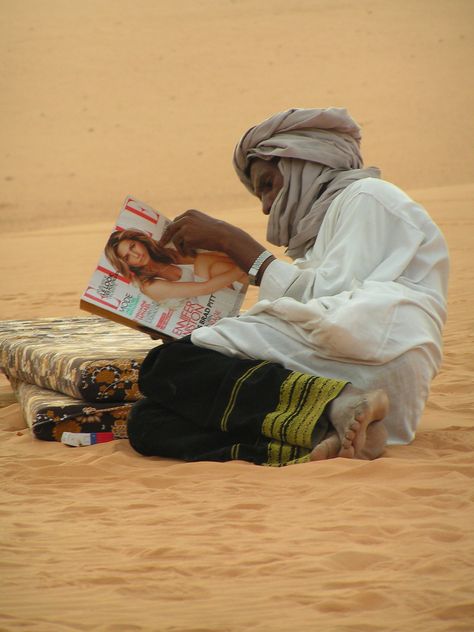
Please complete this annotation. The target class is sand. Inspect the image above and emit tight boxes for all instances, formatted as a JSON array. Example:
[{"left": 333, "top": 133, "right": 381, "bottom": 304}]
[{"left": 1, "top": 1, "right": 474, "bottom": 630}]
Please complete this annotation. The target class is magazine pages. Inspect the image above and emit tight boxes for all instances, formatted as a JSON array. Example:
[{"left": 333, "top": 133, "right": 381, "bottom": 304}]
[{"left": 80, "top": 197, "right": 248, "bottom": 338}]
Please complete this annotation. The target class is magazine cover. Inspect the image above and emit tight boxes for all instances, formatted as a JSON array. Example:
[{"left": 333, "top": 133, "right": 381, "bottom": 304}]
[{"left": 80, "top": 196, "right": 248, "bottom": 338}]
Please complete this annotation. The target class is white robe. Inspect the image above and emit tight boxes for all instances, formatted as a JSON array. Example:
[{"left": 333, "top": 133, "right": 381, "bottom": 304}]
[{"left": 191, "top": 178, "right": 449, "bottom": 445}]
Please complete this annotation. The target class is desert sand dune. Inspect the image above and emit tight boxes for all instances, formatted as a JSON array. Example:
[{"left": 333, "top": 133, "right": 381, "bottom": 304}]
[{"left": 1, "top": 1, "right": 473, "bottom": 630}]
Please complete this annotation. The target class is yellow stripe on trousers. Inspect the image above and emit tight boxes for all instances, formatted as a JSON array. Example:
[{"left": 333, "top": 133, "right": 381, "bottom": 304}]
[
  {"left": 262, "top": 373, "right": 347, "bottom": 449},
  {"left": 220, "top": 361, "right": 270, "bottom": 431}
]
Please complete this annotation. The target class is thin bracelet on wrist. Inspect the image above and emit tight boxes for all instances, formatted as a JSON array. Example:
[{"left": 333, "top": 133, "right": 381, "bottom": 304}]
[{"left": 247, "top": 250, "right": 274, "bottom": 286}]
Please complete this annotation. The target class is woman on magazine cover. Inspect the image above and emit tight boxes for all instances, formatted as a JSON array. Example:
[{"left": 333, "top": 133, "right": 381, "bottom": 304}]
[
  {"left": 105, "top": 229, "right": 247, "bottom": 304},
  {"left": 126, "top": 107, "right": 449, "bottom": 466}
]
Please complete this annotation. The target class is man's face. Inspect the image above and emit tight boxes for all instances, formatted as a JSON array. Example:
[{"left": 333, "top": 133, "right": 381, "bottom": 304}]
[{"left": 249, "top": 159, "right": 284, "bottom": 215}]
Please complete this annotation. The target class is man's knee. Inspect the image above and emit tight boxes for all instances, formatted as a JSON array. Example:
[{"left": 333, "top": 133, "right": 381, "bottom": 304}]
[
  {"left": 127, "top": 398, "right": 166, "bottom": 456},
  {"left": 127, "top": 398, "right": 194, "bottom": 459}
]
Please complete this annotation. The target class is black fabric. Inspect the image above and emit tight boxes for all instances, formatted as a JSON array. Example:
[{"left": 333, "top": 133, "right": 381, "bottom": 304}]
[
  {"left": 128, "top": 337, "right": 339, "bottom": 465},
  {"left": 128, "top": 398, "right": 269, "bottom": 463}
]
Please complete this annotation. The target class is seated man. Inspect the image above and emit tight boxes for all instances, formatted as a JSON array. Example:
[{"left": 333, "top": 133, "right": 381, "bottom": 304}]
[{"left": 127, "top": 107, "right": 449, "bottom": 465}]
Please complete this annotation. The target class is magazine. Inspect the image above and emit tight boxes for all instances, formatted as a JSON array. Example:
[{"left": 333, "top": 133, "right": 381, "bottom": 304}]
[{"left": 80, "top": 196, "right": 248, "bottom": 338}]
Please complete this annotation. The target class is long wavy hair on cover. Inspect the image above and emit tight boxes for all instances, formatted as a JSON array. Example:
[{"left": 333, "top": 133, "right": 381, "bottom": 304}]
[{"left": 105, "top": 229, "right": 181, "bottom": 286}]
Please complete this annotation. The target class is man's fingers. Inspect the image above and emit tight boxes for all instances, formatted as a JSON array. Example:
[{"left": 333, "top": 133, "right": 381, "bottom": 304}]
[
  {"left": 159, "top": 223, "right": 178, "bottom": 246},
  {"left": 173, "top": 210, "right": 195, "bottom": 221},
  {"left": 149, "top": 332, "right": 175, "bottom": 343},
  {"left": 159, "top": 215, "right": 189, "bottom": 246},
  {"left": 165, "top": 229, "right": 195, "bottom": 257},
  {"left": 159, "top": 209, "right": 221, "bottom": 252},
  {"left": 175, "top": 236, "right": 187, "bottom": 256}
]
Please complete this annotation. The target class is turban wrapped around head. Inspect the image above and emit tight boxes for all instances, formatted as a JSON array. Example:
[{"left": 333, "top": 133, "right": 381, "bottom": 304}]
[{"left": 233, "top": 107, "right": 381, "bottom": 259}]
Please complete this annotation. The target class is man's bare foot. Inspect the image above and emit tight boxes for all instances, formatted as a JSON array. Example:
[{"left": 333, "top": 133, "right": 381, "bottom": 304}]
[
  {"left": 355, "top": 421, "right": 388, "bottom": 460},
  {"left": 310, "top": 420, "right": 388, "bottom": 462},
  {"left": 310, "top": 431, "right": 341, "bottom": 461},
  {"left": 327, "top": 386, "right": 389, "bottom": 459}
]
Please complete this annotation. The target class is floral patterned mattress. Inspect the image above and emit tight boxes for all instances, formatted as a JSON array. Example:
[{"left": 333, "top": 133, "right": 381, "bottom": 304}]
[
  {"left": 16, "top": 381, "right": 130, "bottom": 441},
  {"left": 0, "top": 317, "right": 157, "bottom": 402}
]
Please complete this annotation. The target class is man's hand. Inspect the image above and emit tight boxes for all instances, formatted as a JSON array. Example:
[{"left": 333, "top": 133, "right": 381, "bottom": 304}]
[
  {"left": 159, "top": 209, "right": 236, "bottom": 257},
  {"left": 159, "top": 209, "right": 274, "bottom": 278}
]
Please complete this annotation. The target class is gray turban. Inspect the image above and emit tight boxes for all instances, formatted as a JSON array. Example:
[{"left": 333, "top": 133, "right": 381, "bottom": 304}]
[{"left": 233, "top": 107, "right": 380, "bottom": 259}]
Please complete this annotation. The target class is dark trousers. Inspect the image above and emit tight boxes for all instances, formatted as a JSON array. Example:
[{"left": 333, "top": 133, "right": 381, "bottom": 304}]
[{"left": 127, "top": 338, "right": 347, "bottom": 466}]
